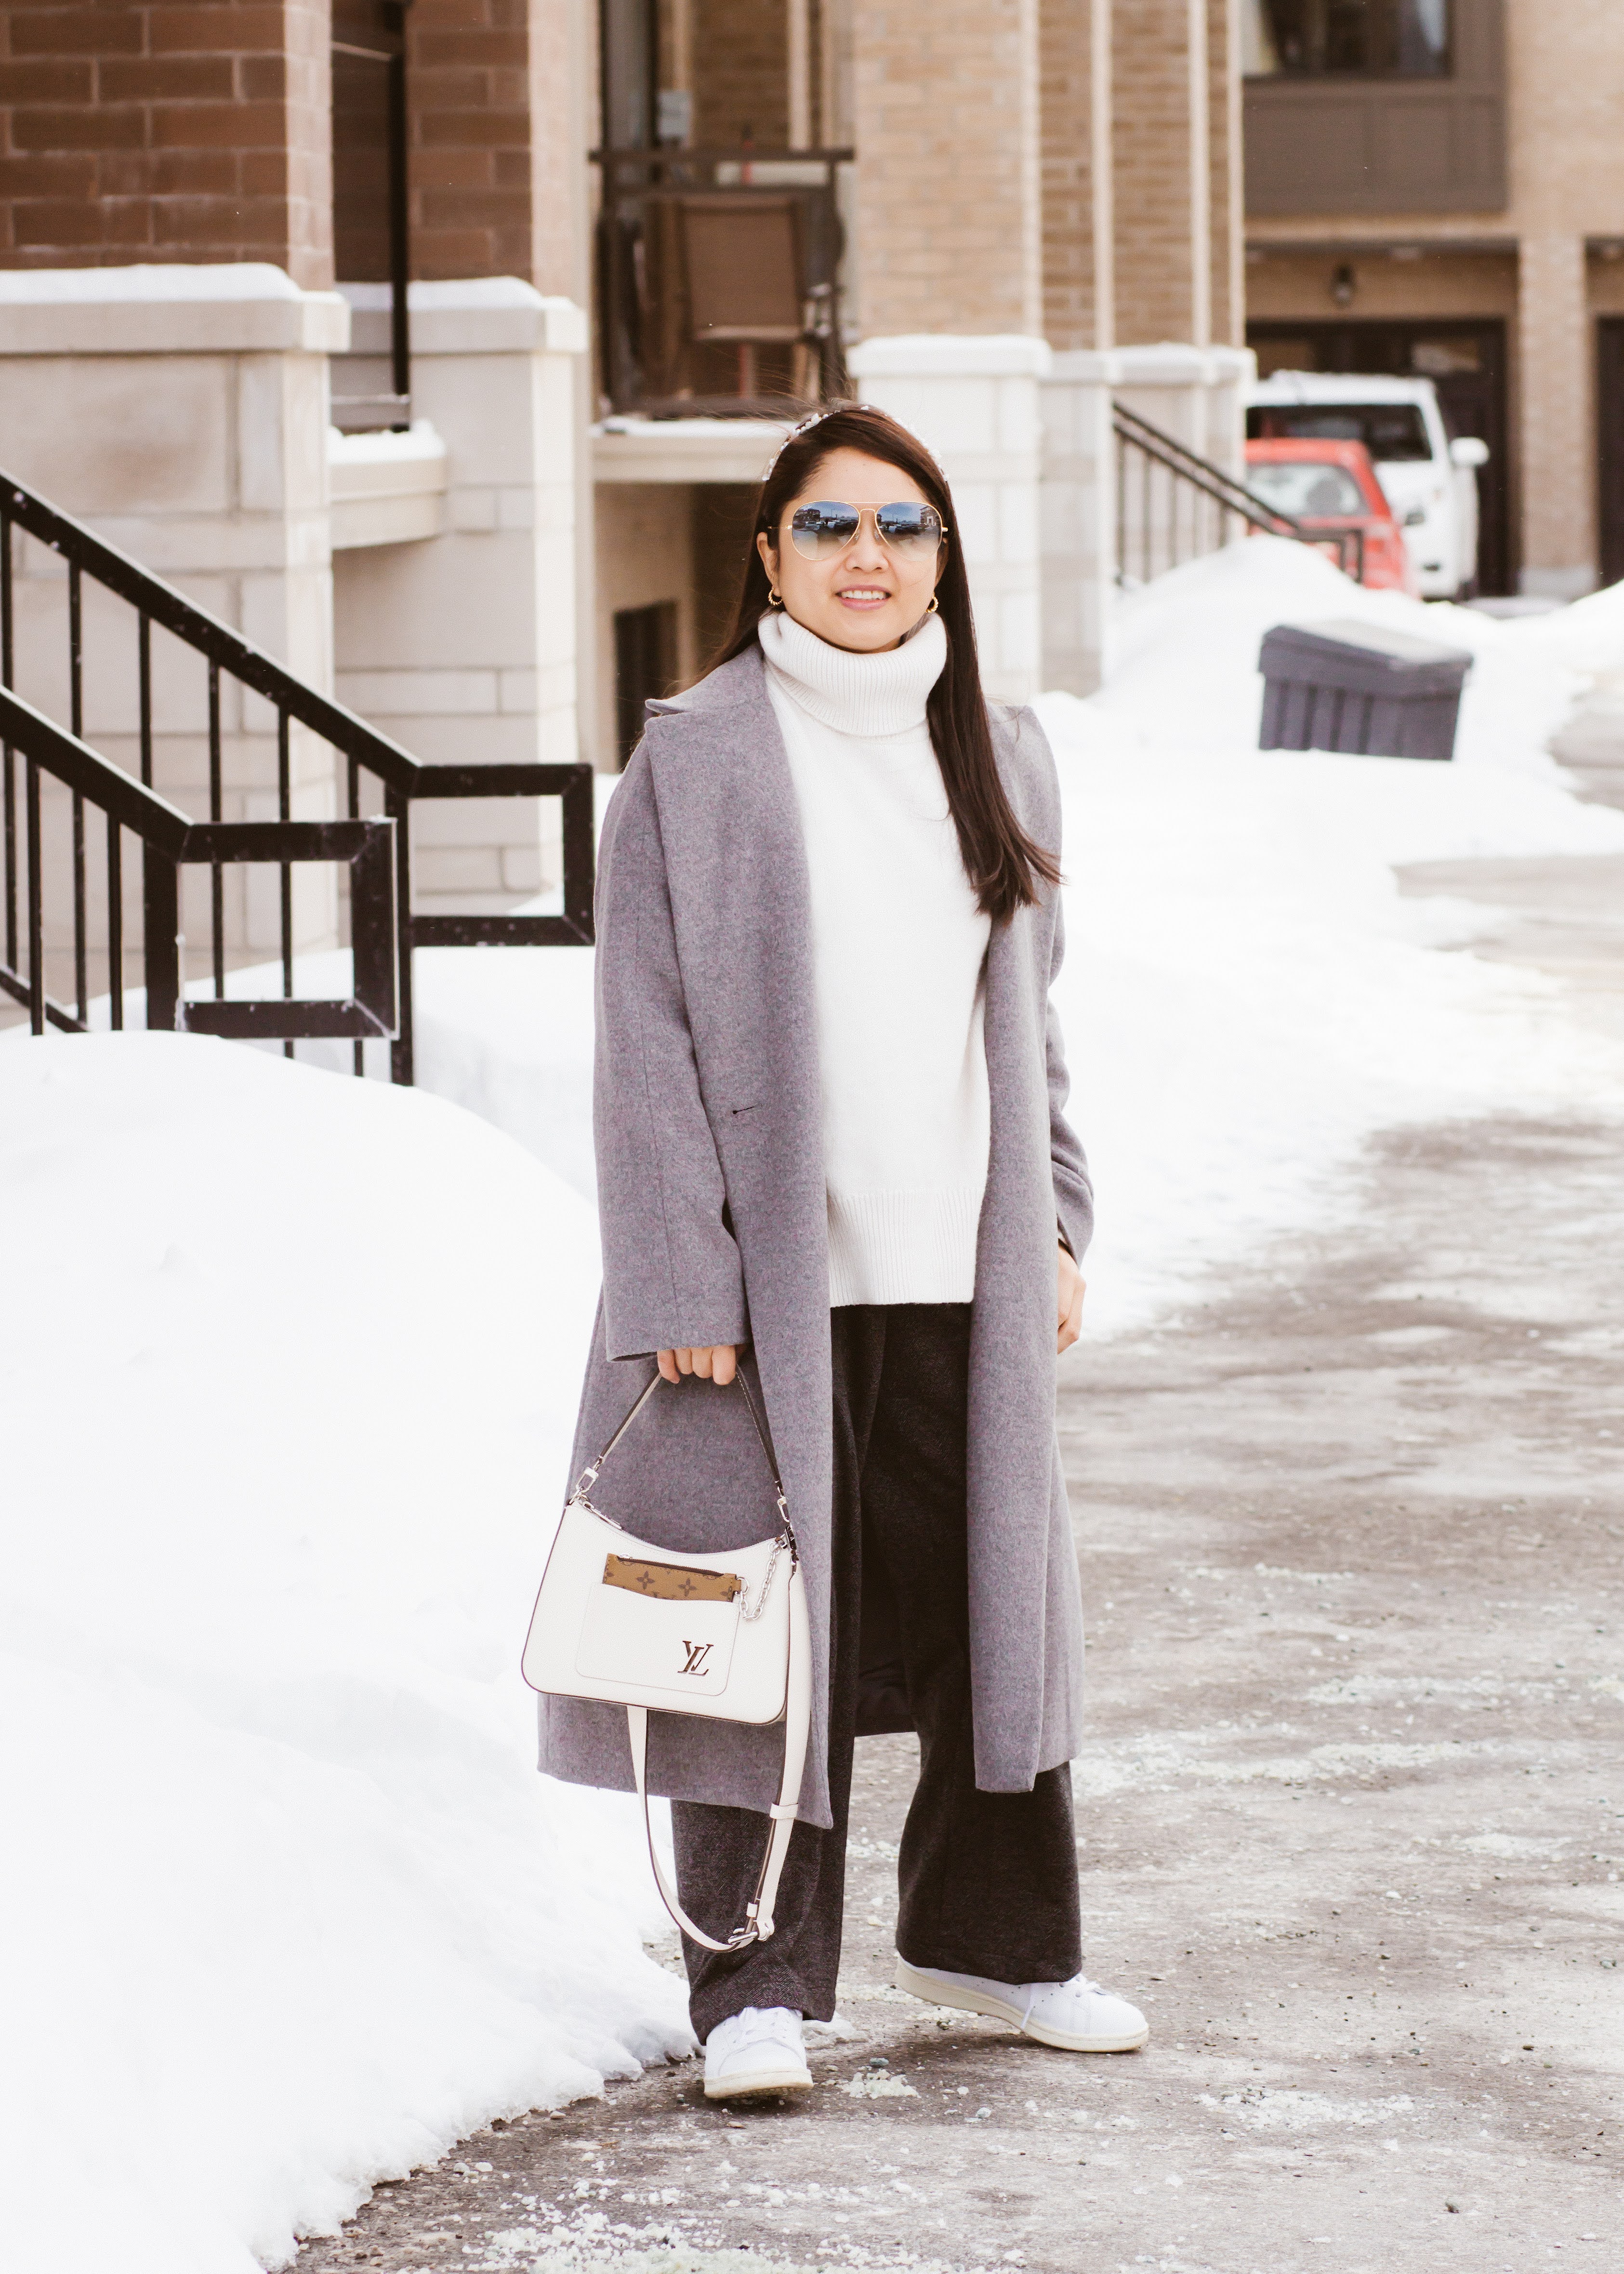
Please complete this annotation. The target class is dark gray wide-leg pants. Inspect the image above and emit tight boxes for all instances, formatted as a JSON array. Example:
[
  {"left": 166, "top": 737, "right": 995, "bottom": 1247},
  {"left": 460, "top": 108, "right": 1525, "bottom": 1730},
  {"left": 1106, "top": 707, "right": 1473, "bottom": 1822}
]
[{"left": 672, "top": 1302, "right": 1082, "bottom": 2042}]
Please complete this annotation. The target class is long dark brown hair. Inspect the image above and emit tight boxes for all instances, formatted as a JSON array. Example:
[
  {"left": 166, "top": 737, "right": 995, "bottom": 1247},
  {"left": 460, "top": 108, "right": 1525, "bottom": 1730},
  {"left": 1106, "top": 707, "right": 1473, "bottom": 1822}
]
[{"left": 706, "top": 402, "right": 1060, "bottom": 923}]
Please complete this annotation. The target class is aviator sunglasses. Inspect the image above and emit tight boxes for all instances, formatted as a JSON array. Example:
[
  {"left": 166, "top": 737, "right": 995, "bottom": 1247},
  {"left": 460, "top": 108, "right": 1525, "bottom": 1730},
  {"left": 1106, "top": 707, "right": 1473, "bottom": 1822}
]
[{"left": 787, "top": 499, "right": 949, "bottom": 561}]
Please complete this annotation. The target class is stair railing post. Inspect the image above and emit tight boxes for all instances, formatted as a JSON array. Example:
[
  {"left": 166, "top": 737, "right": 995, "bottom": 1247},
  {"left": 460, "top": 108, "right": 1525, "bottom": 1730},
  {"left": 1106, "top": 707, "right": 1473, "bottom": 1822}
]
[
  {"left": 106, "top": 812, "right": 123, "bottom": 1028},
  {"left": 563, "top": 765, "right": 595, "bottom": 939},
  {"left": 25, "top": 752, "right": 43, "bottom": 1035},
  {"left": 142, "top": 842, "right": 180, "bottom": 1033},
  {"left": 386, "top": 781, "right": 414, "bottom": 1086},
  {"left": 2, "top": 500, "right": 14, "bottom": 980}
]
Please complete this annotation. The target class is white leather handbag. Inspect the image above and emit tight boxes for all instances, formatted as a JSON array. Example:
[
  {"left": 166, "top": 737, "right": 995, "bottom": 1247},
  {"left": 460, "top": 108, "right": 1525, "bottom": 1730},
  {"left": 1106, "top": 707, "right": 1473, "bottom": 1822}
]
[{"left": 522, "top": 1370, "right": 811, "bottom": 1953}]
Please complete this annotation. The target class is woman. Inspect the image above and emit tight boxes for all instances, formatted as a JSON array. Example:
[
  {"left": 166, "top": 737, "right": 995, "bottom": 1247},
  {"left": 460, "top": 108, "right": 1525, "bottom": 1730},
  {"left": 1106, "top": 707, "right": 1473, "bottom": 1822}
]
[{"left": 539, "top": 403, "right": 1147, "bottom": 2098}]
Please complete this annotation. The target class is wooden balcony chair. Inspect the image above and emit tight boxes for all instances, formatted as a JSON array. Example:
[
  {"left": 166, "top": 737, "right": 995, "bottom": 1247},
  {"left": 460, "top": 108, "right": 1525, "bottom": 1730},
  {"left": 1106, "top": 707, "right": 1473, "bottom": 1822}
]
[{"left": 677, "top": 194, "right": 819, "bottom": 403}]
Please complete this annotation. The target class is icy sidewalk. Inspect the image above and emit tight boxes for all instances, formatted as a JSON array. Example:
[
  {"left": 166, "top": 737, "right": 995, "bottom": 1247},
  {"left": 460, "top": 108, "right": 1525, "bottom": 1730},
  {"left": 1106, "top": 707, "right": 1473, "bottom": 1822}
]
[{"left": 0, "top": 1036, "right": 691, "bottom": 2274}]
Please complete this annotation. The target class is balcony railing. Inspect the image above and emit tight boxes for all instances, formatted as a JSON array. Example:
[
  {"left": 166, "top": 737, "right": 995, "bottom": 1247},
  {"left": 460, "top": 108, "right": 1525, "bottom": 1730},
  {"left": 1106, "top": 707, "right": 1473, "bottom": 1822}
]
[{"left": 592, "top": 146, "right": 852, "bottom": 418}]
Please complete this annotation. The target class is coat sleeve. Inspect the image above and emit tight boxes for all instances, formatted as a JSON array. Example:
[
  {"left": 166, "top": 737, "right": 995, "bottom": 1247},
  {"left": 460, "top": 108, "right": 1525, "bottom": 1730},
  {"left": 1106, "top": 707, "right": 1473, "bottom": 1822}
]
[
  {"left": 593, "top": 746, "right": 750, "bottom": 1359},
  {"left": 1045, "top": 890, "right": 1095, "bottom": 1265},
  {"left": 1010, "top": 704, "right": 1094, "bottom": 1263}
]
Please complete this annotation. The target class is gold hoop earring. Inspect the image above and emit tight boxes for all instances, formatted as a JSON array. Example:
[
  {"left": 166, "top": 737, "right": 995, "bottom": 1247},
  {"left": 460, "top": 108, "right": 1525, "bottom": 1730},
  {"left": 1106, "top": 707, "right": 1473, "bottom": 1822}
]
[
  {"left": 926, "top": 594, "right": 939, "bottom": 614},
  {"left": 769, "top": 587, "right": 785, "bottom": 608}
]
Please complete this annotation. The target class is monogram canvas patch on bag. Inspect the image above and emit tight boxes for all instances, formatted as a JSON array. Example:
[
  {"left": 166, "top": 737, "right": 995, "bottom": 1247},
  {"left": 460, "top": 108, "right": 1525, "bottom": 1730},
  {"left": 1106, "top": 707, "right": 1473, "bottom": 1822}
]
[{"left": 602, "top": 1553, "right": 742, "bottom": 1604}]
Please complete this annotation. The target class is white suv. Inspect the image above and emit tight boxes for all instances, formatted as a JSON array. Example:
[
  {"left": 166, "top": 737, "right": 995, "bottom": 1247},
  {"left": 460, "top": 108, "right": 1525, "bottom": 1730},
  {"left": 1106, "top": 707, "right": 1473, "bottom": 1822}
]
[{"left": 1245, "top": 372, "right": 1489, "bottom": 600}]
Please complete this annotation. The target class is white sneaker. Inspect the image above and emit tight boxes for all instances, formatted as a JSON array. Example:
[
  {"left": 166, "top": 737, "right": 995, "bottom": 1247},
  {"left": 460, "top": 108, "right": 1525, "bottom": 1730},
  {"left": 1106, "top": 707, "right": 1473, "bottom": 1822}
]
[
  {"left": 894, "top": 1955, "right": 1149, "bottom": 2052},
  {"left": 702, "top": 2005, "right": 813, "bottom": 2099}
]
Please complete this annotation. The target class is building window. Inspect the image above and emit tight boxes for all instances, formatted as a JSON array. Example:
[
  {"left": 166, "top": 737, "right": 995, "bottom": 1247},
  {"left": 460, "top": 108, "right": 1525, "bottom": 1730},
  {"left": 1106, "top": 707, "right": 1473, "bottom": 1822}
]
[{"left": 1243, "top": 0, "right": 1451, "bottom": 78}]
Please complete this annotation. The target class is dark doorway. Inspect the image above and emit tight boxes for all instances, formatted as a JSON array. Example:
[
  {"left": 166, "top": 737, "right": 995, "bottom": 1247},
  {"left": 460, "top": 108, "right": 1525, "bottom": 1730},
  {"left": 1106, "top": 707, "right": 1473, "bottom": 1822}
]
[
  {"left": 1598, "top": 320, "right": 1624, "bottom": 590},
  {"left": 1247, "top": 317, "right": 1511, "bottom": 595},
  {"left": 614, "top": 602, "right": 679, "bottom": 768}
]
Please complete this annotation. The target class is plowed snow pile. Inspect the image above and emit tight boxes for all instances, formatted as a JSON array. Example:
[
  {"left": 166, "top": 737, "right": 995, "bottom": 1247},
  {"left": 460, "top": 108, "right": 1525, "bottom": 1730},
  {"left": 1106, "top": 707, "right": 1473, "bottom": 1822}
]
[{"left": 0, "top": 1035, "right": 689, "bottom": 2274}]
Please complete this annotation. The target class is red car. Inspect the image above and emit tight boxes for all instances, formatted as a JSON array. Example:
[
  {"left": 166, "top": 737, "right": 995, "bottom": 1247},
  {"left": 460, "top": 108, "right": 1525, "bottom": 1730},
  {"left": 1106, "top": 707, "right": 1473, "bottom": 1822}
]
[{"left": 1244, "top": 437, "right": 1417, "bottom": 594}]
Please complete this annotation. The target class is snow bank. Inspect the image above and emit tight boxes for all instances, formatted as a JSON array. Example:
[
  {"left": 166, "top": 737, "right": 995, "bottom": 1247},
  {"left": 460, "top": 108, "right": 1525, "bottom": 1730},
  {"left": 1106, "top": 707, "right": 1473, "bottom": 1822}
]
[
  {"left": 1084, "top": 532, "right": 1624, "bottom": 790},
  {"left": 0, "top": 1035, "right": 690, "bottom": 2274}
]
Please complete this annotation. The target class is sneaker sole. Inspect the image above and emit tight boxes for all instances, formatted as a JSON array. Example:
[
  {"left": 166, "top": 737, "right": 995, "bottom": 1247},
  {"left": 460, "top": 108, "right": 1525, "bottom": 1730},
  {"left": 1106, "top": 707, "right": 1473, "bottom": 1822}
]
[
  {"left": 893, "top": 1956, "right": 1149, "bottom": 2054},
  {"left": 703, "top": 2063, "right": 814, "bottom": 2101}
]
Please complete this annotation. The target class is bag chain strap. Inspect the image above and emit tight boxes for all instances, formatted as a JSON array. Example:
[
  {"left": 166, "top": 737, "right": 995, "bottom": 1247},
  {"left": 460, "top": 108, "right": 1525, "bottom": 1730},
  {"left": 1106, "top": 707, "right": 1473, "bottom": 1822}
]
[{"left": 570, "top": 1366, "right": 795, "bottom": 1603}]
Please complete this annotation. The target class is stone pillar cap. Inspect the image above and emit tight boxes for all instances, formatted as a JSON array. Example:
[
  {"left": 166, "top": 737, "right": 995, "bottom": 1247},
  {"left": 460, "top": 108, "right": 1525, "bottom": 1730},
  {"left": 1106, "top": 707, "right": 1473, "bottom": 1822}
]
[
  {"left": 338, "top": 279, "right": 588, "bottom": 357},
  {"left": 1110, "top": 342, "right": 1256, "bottom": 385},
  {"left": 0, "top": 264, "right": 349, "bottom": 355}
]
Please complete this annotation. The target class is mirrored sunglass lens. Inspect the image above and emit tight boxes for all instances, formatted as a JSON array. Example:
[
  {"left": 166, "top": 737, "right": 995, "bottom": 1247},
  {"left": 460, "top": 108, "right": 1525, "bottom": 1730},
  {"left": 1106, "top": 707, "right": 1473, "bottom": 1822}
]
[
  {"left": 790, "top": 503, "right": 859, "bottom": 557},
  {"left": 876, "top": 504, "right": 942, "bottom": 553}
]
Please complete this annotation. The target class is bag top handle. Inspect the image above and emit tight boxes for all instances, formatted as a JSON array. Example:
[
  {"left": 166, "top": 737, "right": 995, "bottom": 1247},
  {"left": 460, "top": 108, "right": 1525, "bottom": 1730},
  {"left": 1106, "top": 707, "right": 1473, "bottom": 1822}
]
[{"left": 572, "top": 1366, "right": 789, "bottom": 1525}]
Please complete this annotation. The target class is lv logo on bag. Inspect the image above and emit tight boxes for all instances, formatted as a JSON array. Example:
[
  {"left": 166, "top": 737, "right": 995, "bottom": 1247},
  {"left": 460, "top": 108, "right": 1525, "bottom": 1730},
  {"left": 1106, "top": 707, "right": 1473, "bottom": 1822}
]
[{"left": 681, "top": 1640, "right": 713, "bottom": 1676}]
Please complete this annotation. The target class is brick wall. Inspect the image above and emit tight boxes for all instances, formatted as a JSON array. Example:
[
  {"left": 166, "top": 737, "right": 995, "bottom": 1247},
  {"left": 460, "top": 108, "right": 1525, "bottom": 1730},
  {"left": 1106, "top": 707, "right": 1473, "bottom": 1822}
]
[
  {"left": 854, "top": 0, "right": 1041, "bottom": 338},
  {"left": 0, "top": 1, "right": 332, "bottom": 284},
  {"left": 406, "top": 0, "right": 535, "bottom": 281}
]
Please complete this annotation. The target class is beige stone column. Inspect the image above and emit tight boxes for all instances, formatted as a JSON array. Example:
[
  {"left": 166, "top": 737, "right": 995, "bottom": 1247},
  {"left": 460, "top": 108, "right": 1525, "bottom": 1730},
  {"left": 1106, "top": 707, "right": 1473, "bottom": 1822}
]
[
  {"left": 849, "top": 333, "right": 1050, "bottom": 704},
  {"left": 333, "top": 282, "right": 587, "bottom": 910},
  {"left": 1041, "top": 349, "right": 1121, "bottom": 696},
  {"left": 853, "top": 0, "right": 1042, "bottom": 336},
  {"left": 0, "top": 266, "right": 347, "bottom": 971},
  {"left": 1517, "top": 236, "right": 1597, "bottom": 598}
]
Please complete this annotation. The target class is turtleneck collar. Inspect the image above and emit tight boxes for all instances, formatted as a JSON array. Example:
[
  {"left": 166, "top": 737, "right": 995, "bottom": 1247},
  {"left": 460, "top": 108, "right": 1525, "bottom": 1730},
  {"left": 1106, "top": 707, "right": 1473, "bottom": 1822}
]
[{"left": 758, "top": 607, "right": 947, "bottom": 738}]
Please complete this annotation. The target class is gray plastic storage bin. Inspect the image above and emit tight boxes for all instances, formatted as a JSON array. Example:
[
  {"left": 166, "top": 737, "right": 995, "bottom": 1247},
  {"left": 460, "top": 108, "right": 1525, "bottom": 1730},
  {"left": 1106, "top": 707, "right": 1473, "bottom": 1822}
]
[{"left": 1258, "top": 617, "right": 1472, "bottom": 761}]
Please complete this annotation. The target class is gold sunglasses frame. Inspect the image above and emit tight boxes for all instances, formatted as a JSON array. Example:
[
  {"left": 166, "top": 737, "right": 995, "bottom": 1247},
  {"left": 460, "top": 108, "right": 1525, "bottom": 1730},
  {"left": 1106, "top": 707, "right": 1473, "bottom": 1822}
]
[{"left": 784, "top": 501, "right": 951, "bottom": 560}]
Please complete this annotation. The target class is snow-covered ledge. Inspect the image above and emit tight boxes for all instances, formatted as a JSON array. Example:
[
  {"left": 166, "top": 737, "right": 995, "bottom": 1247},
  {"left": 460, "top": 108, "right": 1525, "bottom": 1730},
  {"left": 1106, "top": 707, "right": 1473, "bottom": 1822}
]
[
  {"left": 845, "top": 334, "right": 1051, "bottom": 705},
  {"left": 0, "top": 260, "right": 348, "bottom": 357},
  {"left": 328, "top": 422, "right": 449, "bottom": 550}
]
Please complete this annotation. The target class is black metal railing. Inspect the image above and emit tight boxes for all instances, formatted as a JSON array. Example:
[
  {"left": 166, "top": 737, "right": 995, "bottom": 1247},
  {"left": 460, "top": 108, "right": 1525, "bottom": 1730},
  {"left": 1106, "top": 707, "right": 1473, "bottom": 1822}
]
[
  {"left": 0, "top": 682, "right": 396, "bottom": 1046},
  {"left": 1113, "top": 403, "right": 1364, "bottom": 587},
  {"left": 593, "top": 146, "right": 851, "bottom": 416},
  {"left": 0, "top": 471, "right": 594, "bottom": 1083}
]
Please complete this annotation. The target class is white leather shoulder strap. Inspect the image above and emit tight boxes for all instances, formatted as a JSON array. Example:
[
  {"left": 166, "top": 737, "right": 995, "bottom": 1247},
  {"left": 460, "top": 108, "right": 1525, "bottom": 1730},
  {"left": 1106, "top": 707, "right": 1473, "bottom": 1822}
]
[{"left": 626, "top": 1557, "right": 812, "bottom": 1950}]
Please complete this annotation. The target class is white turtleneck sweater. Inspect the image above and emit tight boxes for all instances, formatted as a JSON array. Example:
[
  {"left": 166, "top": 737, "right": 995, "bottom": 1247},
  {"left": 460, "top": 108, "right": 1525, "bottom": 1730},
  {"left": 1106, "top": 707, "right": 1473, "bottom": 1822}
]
[{"left": 759, "top": 609, "right": 991, "bottom": 1307}]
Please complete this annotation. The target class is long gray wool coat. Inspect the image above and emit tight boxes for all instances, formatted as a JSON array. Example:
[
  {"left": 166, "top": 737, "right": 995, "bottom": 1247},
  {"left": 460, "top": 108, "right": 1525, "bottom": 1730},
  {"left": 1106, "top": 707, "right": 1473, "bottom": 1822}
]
[{"left": 537, "top": 642, "right": 1093, "bottom": 1832}]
